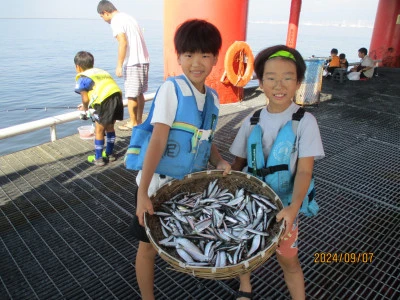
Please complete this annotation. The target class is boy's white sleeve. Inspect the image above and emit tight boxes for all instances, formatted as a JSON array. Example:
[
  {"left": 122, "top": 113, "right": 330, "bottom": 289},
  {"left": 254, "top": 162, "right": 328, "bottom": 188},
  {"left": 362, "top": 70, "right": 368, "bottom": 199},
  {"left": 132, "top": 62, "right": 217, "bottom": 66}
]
[
  {"left": 298, "top": 113, "right": 325, "bottom": 160},
  {"left": 229, "top": 116, "right": 251, "bottom": 159},
  {"left": 151, "top": 81, "right": 178, "bottom": 127}
]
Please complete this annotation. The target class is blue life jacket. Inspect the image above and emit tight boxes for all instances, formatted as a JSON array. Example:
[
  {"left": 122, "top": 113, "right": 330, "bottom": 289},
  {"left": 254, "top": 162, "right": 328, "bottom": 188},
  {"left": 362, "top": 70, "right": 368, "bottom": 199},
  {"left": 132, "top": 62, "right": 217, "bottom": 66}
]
[
  {"left": 247, "top": 107, "right": 319, "bottom": 217},
  {"left": 125, "top": 75, "right": 219, "bottom": 179}
]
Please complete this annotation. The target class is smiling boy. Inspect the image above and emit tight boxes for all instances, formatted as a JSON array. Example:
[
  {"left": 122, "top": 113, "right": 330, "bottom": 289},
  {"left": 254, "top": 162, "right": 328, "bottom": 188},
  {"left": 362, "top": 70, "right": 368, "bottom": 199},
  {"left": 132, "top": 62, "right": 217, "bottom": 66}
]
[{"left": 125, "top": 19, "right": 231, "bottom": 299}]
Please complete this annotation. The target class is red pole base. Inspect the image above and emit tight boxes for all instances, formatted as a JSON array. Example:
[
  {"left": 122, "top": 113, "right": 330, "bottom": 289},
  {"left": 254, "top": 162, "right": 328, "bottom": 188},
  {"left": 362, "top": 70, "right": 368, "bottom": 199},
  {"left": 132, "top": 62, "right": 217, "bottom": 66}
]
[{"left": 164, "top": 0, "right": 249, "bottom": 103}]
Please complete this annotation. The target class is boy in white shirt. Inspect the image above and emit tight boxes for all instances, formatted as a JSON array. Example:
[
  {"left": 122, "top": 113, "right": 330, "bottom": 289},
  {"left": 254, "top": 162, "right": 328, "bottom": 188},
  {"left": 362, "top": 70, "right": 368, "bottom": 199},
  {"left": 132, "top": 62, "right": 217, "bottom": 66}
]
[{"left": 125, "top": 19, "right": 231, "bottom": 299}]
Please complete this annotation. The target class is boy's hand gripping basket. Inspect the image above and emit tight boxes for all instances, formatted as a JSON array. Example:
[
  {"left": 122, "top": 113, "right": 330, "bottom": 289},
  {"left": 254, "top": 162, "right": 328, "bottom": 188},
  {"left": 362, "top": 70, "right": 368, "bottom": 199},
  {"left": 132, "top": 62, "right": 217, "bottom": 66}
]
[{"left": 144, "top": 170, "right": 285, "bottom": 279}]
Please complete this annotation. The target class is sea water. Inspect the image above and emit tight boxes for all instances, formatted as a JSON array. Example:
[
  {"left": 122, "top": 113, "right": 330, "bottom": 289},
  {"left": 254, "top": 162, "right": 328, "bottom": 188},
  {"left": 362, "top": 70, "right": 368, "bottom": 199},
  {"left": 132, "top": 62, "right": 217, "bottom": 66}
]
[{"left": 0, "top": 18, "right": 373, "bottom": 156}]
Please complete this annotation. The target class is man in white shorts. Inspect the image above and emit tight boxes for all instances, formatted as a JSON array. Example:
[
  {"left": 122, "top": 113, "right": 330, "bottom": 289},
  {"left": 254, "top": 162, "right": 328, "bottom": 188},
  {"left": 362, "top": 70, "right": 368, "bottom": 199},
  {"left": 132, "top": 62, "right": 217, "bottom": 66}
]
[{"left": 97, "top": 0, "right": 150, "bottom": 130}]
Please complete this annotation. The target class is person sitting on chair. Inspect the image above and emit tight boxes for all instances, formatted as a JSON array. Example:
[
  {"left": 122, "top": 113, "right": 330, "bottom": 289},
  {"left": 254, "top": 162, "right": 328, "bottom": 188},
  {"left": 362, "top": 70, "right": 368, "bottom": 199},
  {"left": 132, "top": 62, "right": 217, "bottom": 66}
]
[
  {"left": 324, "top": 48, "right": 340, "bottom": 77},
  {"left": 349, "top": 47, "right": 374, "bottom": 79},
  {"left": 339, "top": 53, "right": 349, "bottom": 69}
]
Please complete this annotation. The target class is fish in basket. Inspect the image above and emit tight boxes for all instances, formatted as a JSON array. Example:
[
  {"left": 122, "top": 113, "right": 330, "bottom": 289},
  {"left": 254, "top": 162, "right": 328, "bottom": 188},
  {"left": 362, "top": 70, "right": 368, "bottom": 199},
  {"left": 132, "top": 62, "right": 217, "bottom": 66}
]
[{"left": 144, "top": 170, "right": 285, "bottom": 279}]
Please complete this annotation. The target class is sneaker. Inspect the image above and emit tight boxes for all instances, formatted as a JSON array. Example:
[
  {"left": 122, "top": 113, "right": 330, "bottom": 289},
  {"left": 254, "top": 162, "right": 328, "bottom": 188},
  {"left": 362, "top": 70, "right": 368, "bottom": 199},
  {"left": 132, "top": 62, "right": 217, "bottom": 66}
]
[
  {"left": 102, "top": 151, "right": 116, "bottom": 162},
  {"left": 87, "top": 155, "right": 105, "bottom": 166}
]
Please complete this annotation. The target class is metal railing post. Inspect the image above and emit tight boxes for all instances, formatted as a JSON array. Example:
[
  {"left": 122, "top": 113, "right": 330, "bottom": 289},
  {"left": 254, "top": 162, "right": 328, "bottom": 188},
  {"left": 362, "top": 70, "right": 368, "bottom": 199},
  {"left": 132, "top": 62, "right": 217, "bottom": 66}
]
[{"left": 50, "top": 125, "right": 57, "bottom": 142}]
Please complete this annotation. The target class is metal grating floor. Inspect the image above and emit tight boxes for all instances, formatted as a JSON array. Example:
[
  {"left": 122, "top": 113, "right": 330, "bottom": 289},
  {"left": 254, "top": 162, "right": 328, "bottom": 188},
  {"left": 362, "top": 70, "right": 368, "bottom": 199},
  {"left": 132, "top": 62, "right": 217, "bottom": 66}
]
[{"left": 1, "top": 68, "right": 399, "bottom": 300}]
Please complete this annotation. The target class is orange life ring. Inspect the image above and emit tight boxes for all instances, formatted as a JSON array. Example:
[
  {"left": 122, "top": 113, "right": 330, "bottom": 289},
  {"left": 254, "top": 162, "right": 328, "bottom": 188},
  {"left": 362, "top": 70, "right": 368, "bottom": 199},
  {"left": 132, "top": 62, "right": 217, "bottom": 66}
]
[{"left": 224, "top": 41, "right": 254, "bottom": 87}]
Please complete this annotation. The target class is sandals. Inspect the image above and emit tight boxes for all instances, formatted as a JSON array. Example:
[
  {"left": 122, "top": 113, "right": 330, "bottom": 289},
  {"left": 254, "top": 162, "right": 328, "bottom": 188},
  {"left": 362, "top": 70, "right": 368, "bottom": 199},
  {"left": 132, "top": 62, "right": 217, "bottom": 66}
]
[
  {"left": 118, "top": 122, "right": 134, "bottom": 131},
  {"left": 236, "top": 290, "right": 253, "bottom": 300}
]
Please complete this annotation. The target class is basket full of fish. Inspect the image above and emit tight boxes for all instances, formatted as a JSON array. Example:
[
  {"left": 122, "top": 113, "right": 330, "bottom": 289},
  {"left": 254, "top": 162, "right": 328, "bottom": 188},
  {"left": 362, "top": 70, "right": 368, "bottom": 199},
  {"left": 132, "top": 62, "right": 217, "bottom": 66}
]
[{"left": 144, "top": 170, "right": 285, "bottom": 279}]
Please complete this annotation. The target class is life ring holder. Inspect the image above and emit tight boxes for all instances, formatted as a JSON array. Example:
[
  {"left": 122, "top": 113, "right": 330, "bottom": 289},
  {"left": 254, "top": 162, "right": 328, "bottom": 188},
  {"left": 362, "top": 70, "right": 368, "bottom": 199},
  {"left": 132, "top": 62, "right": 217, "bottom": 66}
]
[{"left": 222, "top": 41, "right": 254, "bottom": 87}]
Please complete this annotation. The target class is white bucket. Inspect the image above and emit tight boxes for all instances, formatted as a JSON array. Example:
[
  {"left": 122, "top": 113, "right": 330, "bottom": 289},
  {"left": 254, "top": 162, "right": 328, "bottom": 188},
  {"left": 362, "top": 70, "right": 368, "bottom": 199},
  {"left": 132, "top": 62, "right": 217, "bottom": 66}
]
[
  {"left": 347, "top": 72, "right": 361, "bottom": 81},
  {"left": 78, "top": 125, "right": 94, "bottom": 140}
]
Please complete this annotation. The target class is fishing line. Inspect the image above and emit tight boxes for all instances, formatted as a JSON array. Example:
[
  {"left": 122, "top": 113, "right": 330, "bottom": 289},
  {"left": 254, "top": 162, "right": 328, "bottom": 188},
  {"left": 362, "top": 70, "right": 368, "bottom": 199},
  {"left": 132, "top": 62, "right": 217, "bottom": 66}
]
[{"left": 0, "top": 106, "right": 79, "bottom": 113}]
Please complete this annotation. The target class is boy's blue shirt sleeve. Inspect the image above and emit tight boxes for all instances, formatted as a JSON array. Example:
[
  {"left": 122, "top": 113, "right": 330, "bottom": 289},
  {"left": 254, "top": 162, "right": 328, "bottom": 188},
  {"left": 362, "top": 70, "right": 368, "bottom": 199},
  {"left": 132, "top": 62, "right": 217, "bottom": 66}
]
[{"left": 75, "top": 76, "right": 94, "bottom": 94}]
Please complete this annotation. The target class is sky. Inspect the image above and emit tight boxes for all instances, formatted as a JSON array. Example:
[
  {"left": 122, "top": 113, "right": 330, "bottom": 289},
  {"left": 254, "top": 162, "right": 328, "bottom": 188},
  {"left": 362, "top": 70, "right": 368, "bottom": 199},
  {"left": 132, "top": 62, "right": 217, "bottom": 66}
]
[{"left": 3, "top": 0, "right": 379, "bottom": 26}]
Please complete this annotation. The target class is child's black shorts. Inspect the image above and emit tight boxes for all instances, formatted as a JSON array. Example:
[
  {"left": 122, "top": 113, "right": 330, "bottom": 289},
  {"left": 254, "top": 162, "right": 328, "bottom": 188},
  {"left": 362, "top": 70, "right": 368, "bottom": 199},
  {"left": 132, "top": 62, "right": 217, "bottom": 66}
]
[
  {"left": 128, "top": 189, "right": 150, "bottom": 243},
  {"left": 129, "top": 215, "right": 150, "bottom": 243},
  {"left": 93, "top": 92, "right": 123, "bottom": 126}
]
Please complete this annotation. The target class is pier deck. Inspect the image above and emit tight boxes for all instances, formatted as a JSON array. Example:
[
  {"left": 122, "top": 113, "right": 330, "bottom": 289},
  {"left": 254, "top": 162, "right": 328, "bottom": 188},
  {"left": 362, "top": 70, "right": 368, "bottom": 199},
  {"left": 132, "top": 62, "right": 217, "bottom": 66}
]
[{"left": 1, "top": 69, "right": 399, "bottom": 300}]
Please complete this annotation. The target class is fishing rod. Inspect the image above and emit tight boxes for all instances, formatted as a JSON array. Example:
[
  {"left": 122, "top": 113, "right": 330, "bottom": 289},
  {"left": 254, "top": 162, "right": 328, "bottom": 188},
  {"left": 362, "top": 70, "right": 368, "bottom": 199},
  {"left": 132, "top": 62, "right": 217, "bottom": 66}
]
[
  {"left": 0, "top": 106, "right": 79, "bottom": 113},
  {"left": 1, "top": 106, "right": 95, "bottom": 121}
]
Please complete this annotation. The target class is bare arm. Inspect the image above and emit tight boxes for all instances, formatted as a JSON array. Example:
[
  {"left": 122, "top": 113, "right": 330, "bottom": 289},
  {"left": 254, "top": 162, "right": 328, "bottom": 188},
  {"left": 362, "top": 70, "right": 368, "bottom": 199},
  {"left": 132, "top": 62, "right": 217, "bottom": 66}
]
[
  {"left": 208, "top": 144, "right": 231, "bottom": 175},
  {"left": 231, "top": 156, "right": 247, "bottom": 172},
  {"left": 136, "top": 123, "right": 170, "bottom": 226},
  {"left": 77, "top": 91, "right": 89, "bottom": 111},
  {"left": 115, "top": 33, "right": 127, "bottom": 77},
  {"left": 276, "top": 156, "right": 314, "bottom": 234},
  {"left": 362, "top": 66, "right": 373, "bottom": 72}
]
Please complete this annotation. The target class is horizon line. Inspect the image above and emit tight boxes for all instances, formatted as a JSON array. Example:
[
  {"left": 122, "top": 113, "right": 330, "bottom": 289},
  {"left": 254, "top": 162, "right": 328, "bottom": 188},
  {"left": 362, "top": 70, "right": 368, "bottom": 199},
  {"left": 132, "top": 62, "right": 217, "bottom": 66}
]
[{"left": 1, "top": 17, "right": 374, "bottom": 28}]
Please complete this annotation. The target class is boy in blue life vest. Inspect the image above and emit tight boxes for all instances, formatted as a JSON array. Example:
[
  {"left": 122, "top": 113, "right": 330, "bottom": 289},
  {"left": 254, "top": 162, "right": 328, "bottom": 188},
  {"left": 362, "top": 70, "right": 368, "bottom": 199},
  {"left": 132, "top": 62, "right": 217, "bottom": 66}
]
[
  {"left": 74, "top": 51, "right": 124, "bottom": 166},
  {"left": 125, "top": 19, "right": 231, "bottom": 299},
  {"left": 230, "top": 45, "right": 325, "bottom": 300}
]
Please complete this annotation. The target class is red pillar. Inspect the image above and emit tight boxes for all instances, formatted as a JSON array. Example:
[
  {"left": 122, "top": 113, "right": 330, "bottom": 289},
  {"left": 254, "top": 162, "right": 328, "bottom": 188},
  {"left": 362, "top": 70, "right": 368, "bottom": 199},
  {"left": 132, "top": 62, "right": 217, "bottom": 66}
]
[
  {"left": 369, "top": 0, "right": 400, "bottom": 67},
  {"left": 286, "top": 0, "right": 302, "bottom": 48},
  {"left": 163, "top": 0, "right": 249, "bottom": 104}
]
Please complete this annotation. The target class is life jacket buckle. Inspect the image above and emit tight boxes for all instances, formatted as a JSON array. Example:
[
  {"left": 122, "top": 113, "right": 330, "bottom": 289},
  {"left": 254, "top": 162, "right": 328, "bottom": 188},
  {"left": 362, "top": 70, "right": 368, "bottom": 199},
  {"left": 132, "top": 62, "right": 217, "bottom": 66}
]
[{"left": 259, "top": 167, "right": 274, "bottom": 177}]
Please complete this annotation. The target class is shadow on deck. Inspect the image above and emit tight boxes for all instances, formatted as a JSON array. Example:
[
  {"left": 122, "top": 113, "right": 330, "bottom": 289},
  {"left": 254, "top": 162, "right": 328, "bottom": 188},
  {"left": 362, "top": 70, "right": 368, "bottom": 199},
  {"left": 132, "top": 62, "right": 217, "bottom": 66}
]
[{"left": 1, "top": 69, "right": 399, "bottom": 300}]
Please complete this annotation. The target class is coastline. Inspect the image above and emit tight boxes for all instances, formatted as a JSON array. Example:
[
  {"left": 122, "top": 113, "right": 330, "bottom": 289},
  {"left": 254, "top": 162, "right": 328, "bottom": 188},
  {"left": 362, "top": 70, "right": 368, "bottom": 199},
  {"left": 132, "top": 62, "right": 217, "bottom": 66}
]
[{"left": 0, "top": 18, "right": 374, "bottom": 155}]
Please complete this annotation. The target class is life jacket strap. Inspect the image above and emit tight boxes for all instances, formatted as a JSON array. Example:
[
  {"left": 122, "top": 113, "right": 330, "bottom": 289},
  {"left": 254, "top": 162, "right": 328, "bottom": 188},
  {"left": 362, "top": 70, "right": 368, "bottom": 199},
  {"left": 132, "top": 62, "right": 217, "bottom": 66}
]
[
  {"left": 250, "top": 108, "right": 263, "bottom": 125},
  {"left": 248, "top": 164, "right": 288, "bottom": 177},
  {"left": 292, "top": 107, "right": 305, "bottom": 121},
  {"left": 308, "top": 187, "right": 316, "bottom": 201}
]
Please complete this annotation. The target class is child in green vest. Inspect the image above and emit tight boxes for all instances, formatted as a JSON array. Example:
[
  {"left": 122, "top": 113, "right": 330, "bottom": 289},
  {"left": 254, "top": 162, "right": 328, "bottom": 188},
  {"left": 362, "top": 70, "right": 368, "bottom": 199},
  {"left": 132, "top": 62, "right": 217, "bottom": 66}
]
[{"left": 74, "top": 51, "right": 124, "bottom": 166}]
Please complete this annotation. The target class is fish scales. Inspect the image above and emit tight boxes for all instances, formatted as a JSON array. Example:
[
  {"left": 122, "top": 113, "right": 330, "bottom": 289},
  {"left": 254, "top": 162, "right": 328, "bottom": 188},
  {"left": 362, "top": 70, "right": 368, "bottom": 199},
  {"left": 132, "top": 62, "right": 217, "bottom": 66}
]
[{"left": 153, "top": 179, "right": 278, "bottom": 267}]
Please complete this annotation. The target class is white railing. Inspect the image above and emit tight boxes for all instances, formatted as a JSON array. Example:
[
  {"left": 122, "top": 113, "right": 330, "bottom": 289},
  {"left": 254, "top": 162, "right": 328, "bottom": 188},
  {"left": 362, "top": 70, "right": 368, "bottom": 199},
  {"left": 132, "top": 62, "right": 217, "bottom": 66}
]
[
  {"left": 0, "top": 93, "right": 156, "bottom": 142},
  {"left": 0, "top": 77, "right": 264, "bottom": 143}
]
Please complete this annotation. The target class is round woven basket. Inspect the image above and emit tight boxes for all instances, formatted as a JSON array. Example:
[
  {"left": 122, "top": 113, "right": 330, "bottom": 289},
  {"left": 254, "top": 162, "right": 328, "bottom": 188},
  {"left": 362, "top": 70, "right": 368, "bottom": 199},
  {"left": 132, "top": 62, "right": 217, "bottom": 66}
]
[{"left": 144, "top": 170, "right": 285, "bottom": 279}]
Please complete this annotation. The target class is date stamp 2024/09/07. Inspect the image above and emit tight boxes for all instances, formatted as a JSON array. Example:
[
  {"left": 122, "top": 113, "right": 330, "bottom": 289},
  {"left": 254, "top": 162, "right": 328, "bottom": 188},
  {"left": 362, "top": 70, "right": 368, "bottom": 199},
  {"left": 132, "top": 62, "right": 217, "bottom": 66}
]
[{"left": 314, "top": 252, "right": 374, "bottom": 264}]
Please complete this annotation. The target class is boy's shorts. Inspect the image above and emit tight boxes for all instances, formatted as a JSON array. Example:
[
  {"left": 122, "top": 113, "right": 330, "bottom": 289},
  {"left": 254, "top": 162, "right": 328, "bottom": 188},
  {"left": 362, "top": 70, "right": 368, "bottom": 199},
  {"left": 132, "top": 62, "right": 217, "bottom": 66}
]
[
  {"left": 129, "top": 187, "right": 150, "bottom": 243},
  {"left": 93, "top": 92, "right": 124, "bottom": 126},
  {"left": 276, "top": 217, "right": 299, "bottom": 258},
  {"left": 124, "top": 64, "right": 149, "bottom": 98},
  {"left": 129, "top": 214, "right": 150, "bottom": 243}
]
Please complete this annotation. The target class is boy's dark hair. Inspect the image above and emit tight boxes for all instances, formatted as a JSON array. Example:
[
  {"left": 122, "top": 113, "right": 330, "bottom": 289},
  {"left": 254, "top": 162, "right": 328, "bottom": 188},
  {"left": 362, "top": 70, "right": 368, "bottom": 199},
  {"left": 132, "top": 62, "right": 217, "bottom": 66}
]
[
  {"left": 358, "top": 47, "right": 368, "bottom": 55},
  {"left": 254, "top": 45, "right": 306, "bottom": 83},
  {"left": 174, "top": 19, "right": 222, "bottom": 56},
  {"left": 339, "top": 53, "right": 346, "bottom": 59},
  {"left": 74, "top": 51, "right": 94, "bottom": 70},
  {"left": 97, "top": 0, "right": 117, "bottom": 14},
  {"left": 330, "top": 48, "right": 338, "bottom": 55}
]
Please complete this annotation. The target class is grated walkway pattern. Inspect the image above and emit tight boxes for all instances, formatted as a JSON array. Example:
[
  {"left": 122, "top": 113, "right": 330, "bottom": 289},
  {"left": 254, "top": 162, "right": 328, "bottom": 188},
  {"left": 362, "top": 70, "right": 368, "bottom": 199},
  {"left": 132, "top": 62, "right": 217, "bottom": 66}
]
[{"left": 1, "top": 69, "right": 399, "bottom": 299}]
